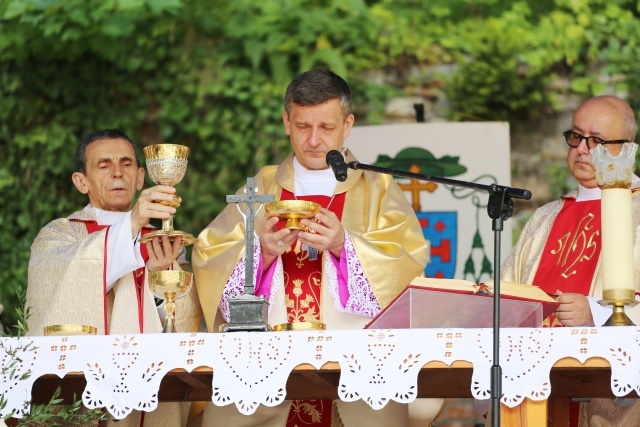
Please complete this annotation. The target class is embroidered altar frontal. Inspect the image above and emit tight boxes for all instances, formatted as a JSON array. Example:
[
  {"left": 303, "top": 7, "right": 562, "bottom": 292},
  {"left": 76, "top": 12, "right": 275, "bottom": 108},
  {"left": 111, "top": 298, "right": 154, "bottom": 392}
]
[{"left": 2, "top": 327, "right": 640, "bottom": 419}]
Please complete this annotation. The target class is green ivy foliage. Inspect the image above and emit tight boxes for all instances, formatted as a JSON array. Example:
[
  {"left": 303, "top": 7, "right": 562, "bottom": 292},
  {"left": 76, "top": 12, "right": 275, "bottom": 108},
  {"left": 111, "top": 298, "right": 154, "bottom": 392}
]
[
  {"left": 0, "top": 0, "right": 399, "bottom": 331},
  {"left": 445, "top": 8, "right": 554, "bottom": 121},
  {"left": 2, "top": 0, "right": 640, "bottom": 332}
]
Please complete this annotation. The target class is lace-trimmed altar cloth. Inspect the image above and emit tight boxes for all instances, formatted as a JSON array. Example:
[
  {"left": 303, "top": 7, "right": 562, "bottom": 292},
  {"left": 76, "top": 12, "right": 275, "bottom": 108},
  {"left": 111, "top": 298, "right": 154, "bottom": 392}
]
[{"left": 2, "top": 327, "right": 640, "bottom": 420}]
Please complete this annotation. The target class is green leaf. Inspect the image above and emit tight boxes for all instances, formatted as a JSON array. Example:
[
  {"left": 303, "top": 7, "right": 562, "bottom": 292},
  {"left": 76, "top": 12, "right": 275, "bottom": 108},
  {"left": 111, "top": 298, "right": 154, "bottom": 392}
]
[
  {"left": 570, "top": 76, "right": 592, "bottom": 94},
  {"left": 3, "top": 0, "right": 27, "bottom": 19},
  {"left": 117, "top": 0, "right": 146, "bottom": 11}
]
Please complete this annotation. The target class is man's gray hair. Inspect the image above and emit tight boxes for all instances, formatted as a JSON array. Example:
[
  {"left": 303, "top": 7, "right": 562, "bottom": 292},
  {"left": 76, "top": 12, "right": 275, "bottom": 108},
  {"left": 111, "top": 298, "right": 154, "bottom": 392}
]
[
  {"left": 284, "top": 68, "right": 352, "bottom": 118},
  {"left": 75, "top": 129, "right": 140, "bottom": 174}
]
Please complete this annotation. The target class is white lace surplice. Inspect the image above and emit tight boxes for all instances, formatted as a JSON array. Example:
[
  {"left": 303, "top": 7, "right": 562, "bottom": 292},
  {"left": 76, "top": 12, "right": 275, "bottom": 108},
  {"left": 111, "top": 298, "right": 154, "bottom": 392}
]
[{"left": 219, "top": 231, "right": 380, "bottom": 321}]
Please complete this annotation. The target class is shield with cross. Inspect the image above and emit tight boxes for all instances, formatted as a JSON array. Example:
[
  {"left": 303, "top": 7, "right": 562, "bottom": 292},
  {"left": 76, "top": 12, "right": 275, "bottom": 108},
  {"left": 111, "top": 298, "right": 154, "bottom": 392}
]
[{"left": 377, "top": 148, "right": 466, "bottom": 279}]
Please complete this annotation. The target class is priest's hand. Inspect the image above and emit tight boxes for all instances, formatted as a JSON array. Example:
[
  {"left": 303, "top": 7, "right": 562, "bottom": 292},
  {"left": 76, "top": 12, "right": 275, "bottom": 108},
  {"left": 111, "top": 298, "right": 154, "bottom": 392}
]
[
  {"left": 146, "top": 235, "right": 182, "bottom": 272},
  {"left": 259, "top": 216, "right": 299, "bottom": 271},
  {"left": 299, "top": 208, "right": 345, "bottom": 258},
  {"left": 553, "top": 291, "right": 595, "bottom": 327},
  {"left": 131, "top": 185, "right": 177, "bottom": 236}
]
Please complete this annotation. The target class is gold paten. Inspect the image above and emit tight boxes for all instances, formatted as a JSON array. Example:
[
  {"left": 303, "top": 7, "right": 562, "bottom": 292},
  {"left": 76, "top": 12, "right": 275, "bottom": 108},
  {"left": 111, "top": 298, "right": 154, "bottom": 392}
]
[
  {"left": 139, "top": 144, "right": 197, "bottom": 246},
  {"left": 44, "top": 324, "right": 97, "bottom": 336},
  {"left": 148, "top": 270, "right": 193, "bottom": 333},
  {"left": 265, "top": 200, "right": 321, "bottom": 229},
  {"left": 273, "top": 321, "right": 326, "bottom": 331},
  {"left": 599, "top": 289, "right": 638, "bottom": 326},
  {"left": 140, "top": 229, "right": 196, "bottom": 244}
]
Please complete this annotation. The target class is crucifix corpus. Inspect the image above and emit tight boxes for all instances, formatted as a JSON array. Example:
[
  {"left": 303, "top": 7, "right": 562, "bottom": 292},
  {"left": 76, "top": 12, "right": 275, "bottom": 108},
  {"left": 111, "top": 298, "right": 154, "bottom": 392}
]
[{"left": 220, "top": 177, "right": 275, "bottom": 332}]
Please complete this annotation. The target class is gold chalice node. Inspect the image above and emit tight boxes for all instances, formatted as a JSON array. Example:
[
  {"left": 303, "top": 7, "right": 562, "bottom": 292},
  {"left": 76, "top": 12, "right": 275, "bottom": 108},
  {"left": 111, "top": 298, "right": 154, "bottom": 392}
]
[
  {"left": 265, "top": 200, "right": 321, "bottom": 229},
  {"left": 139, "top": 144, "right": 196, "bottom": 246},
  {"left": 148, "top": 270, "right": 193, "bottom": 333}
]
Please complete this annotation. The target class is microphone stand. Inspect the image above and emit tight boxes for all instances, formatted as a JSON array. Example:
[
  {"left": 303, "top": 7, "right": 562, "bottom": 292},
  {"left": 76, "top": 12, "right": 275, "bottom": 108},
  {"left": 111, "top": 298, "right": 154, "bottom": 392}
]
[{"left": 348, "top": 160, "right": 531, "bottom": 427}]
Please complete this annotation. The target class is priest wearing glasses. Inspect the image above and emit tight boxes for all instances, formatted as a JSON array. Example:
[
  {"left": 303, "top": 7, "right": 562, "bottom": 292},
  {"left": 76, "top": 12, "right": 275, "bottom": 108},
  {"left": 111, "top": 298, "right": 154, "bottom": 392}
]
[{"left": 501, "top": 95, "right": 640, "bottom": 426}]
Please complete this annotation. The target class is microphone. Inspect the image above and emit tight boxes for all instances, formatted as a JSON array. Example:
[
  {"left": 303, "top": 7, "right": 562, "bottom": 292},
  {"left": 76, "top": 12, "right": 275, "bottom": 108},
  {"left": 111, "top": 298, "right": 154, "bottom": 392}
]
[{"left": 326, "top": 150, "right": 348, "bottom": 182}]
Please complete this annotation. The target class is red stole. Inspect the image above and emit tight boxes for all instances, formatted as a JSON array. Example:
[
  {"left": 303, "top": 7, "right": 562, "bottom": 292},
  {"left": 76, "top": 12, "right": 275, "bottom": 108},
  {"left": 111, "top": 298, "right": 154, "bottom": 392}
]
[
  {"left": 279, "top": 189, "right": 346, "bottom": 323},
  {"left": 73, "top": 220, "right": 152, "bottom": 335},
  {"left": 531, "top": 198, "right": 601, "bottom": 427},
  {"left": 279, "top": 189, "right": 345, "bottom": 427},
  {"left": 532, "top": 198, "right": 601, "bottom": 327}
]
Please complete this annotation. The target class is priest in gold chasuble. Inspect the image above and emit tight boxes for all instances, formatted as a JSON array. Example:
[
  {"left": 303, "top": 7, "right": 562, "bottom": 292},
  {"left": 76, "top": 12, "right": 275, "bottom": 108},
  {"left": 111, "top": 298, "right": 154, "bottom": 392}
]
[
  {"left": 193, "top": 70, "right": 434, "bottom": 427},
  {"left": 26, "top": 129, "right": 202, "bottom": 427}
]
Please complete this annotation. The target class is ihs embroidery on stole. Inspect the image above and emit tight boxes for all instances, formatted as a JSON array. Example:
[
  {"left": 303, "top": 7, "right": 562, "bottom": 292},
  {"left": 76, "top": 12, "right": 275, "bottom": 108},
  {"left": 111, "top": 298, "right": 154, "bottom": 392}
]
[
  {"left": 540, "top": 209, "right": 600, "bottom": 328},
  {"left": 550, "top": 213, "right": 599, "bottom": 279}
]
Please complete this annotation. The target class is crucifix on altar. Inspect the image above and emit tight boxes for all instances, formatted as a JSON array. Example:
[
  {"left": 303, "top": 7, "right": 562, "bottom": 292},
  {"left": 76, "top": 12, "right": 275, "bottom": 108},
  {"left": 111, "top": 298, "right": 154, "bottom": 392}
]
[{"left": 220, "top": 177, "right": 275, "bottom": 332}]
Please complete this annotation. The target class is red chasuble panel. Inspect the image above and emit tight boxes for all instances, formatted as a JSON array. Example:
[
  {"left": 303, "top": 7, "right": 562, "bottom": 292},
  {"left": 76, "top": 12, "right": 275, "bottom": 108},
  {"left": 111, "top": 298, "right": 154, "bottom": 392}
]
[
  {"left": 532, "top": 198, "right": 600, "bottom": 328},
  {"left": 279, "top": 189, "right": 345, "bottom": 324},
  {"left": 528, "top": 198, "right": 601, "bottom": 426},
  {"left": 279, "top": 189, "right": 345, "bottom": 427}
]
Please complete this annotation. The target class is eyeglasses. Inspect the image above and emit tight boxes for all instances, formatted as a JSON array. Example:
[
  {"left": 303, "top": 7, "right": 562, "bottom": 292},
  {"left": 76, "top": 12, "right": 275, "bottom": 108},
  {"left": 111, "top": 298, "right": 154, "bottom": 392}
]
[{"left": 562, "top": 130, "right": 630, "bottom": 149}]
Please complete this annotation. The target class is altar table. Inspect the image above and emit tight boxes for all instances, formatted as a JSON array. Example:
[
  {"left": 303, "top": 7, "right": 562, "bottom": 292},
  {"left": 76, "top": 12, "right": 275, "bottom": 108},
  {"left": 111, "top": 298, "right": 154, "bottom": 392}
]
[{"left": 2, "top": 327, "right": 639, "bottom": 426}]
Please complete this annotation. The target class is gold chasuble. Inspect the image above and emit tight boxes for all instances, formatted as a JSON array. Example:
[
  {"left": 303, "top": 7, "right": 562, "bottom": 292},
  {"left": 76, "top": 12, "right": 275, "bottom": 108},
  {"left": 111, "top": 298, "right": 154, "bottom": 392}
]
[
  {"left": 193, "top": 150, "right": 429, "bottom": 427},
  {"left": 81, "top": 221, "right": 153, "bottom": 334},
  {"left": 193, "top": 150, "right": 427, "bottom": 333},
  {"left": 27, "top": 208, "right": 202, "bottom": 427}
]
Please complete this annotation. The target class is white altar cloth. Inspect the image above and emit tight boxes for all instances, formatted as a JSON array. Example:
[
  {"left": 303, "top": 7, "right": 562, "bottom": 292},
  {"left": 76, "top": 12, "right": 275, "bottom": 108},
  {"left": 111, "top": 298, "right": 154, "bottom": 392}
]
[{"left": 2, "top": 327, "right": 640, "bottom": 419}]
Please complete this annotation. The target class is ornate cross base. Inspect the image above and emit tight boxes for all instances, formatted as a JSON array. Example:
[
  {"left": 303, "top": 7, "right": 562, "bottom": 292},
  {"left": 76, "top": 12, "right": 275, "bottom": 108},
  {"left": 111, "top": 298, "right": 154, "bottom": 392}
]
[{"left": 221, "top": 294, "right": 270, "bottom": 332}]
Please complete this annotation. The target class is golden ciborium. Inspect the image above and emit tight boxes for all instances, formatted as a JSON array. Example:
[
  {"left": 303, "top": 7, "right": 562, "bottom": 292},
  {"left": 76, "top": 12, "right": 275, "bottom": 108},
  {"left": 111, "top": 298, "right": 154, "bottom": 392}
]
[
  {"left": 265, "top": 200, "right": 321, "bottom": 229},
  {"left": 265, "top": 199, "right": 326, "bottom": 332},
  {"left": 139, "top": 144, "right": 196, "bottom": 246},
  {"left": 148, "top": 270, "right": 193, "bottom": 333}
]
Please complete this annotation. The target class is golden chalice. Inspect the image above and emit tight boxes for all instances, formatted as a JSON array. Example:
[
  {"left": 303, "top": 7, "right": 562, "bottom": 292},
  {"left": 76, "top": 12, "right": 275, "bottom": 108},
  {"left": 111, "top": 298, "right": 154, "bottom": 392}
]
[
  {"left": 265, "top": 200, "right": 321, "bottom": 229},
  {"left": 148, "top": 270, "right": 193, "bottom": 333},
  {"left": 139, "top": 144, "right": 196, "bottom": 246}
]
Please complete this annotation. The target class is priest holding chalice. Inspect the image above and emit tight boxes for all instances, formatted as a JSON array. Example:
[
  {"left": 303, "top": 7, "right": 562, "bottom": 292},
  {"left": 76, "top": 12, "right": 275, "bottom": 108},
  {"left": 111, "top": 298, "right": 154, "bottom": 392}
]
[
  {"left": 193, "top": 69, "right": 437, "bottom": 426},
  {"left": 26, "top": 129, "right": 202, "bottom": 427}
]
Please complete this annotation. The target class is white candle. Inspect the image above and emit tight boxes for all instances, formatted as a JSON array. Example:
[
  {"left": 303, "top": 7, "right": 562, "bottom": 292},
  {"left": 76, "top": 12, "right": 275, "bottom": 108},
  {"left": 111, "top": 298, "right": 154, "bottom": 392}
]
[{"left": 601, "top": 188, "right": 634, "bottom": 292}]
